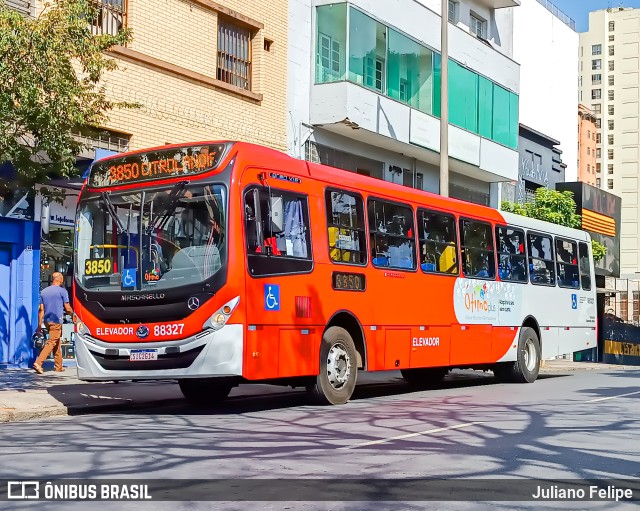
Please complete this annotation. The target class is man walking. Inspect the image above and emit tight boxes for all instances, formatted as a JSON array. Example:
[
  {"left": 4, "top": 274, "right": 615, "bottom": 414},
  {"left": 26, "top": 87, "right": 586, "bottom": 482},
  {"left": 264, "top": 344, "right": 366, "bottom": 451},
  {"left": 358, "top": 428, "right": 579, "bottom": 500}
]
[{"left": 33, "top": 272, "right": 76, "bottom": 374}]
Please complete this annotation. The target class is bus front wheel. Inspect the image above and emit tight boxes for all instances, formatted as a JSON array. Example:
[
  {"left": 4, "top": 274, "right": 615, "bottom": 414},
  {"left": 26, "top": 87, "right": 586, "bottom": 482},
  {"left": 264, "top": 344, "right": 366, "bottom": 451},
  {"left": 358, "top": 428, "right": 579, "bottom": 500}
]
[
  {"left": 308, "top": 326, "right": 358, "bottom": 405},
  {"left": 494, "top": 327, "right": 541, "bottom": 383},
  {"left": 178, "top": 378, "right": 232, "bottom": 405}
]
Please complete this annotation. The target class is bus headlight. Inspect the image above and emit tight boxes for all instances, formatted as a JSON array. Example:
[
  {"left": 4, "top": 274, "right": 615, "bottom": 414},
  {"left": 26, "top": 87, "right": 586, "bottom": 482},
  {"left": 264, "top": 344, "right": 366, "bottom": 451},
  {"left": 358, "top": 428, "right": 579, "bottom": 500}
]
[
  {"left": 203, "top": 296, "right": 240, "bottom": 331},
  {"left": 76, "top": 321, "right": 91, "bottom": 336}
]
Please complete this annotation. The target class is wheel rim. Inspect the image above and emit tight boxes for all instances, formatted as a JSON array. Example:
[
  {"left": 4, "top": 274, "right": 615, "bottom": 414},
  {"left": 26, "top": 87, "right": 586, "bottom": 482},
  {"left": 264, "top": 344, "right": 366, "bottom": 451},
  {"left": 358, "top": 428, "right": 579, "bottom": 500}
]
[
  {"left": 326, "top": 341, "right": 351, "bottom": 390},
  {"left": 523, "top": 337, "right": 537, "bottom": 372}
]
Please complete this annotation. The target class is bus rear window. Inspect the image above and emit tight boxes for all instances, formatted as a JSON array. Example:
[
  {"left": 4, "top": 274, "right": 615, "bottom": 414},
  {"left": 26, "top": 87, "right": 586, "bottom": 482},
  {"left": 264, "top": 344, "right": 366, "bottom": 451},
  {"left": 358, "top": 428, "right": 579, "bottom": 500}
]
[
  {"left": 244, "top": 187, "right": 312, "bottom": 276},
  {"left": 528, "top": 233, "right": 555, "bottom": 286}
]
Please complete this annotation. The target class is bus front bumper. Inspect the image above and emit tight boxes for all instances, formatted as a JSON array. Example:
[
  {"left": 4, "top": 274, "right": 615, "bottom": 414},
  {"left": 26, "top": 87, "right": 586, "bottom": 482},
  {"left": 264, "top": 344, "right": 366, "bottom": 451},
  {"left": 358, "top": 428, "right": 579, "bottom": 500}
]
[{"left": 75, "top": 324, "right": 243, "bottom": 381}]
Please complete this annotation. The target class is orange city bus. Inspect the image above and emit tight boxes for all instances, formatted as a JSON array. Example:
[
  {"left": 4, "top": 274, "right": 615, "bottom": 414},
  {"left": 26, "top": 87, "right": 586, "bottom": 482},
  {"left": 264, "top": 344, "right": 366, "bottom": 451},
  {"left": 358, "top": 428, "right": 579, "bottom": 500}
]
[{"left": 73, "top": 141, "right": 597, "bottom": 405}]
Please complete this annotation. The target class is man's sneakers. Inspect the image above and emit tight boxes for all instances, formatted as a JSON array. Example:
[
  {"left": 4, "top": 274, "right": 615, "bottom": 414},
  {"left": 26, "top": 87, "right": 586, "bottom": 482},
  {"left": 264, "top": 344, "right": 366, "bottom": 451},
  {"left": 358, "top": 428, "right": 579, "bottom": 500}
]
[{"left": 33, "top": 363, "right": 44, "bottom": 374}]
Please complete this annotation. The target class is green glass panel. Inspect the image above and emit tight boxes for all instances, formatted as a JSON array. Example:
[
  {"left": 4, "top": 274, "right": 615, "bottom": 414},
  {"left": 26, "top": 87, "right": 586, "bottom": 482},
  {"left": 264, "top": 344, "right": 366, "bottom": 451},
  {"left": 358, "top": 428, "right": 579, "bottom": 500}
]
[
  {"left": 478, "top": 76, "right": 493, "bottom": 139},
  {"left": 348, "top": 8, "right": 386, "bottom": 93},
  {"left": 492, "top": 84, "right": 510, "bottom": 146},
  {"left": 433, "top": 53, "right": 441, "bottom": 118},
  {"left": 448, "top": 61, "right": 478, "bottom": 133},
  {"left": 316, "top": 4, "right": 347, "bottom": 84},
  {"left": 387, "top": 29, "right": 434, "bottom": 114},
  {"left": 509, "top": 92, "right": 519, "bottom": 149}
]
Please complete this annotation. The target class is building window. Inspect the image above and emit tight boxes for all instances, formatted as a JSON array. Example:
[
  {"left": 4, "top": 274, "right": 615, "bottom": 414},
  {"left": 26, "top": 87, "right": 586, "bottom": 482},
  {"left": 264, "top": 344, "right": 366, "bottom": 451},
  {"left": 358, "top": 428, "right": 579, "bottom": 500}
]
[
  {"left": 349, "top": 8, "right": 386, "bottom": 93},
  {"left": 596, "top": 162, "right": 601, "bottom": 172},
  {"left": 587, "top": 148, "right": 591, "bottom": 156},
  {"left": 608, "top": 149, "right": 614, "bottom": 160},
  {"left": 217, "top": 18, "right": 253, "bottom": 90},
  {"left": 592, "top": 103, "right": 601, "bottom": 114},
  {"left": 592, "top": 44, "right": 602, "bottom": 55},
  {"left": 596, "top": 177, "right": 601, "bottom": 187},
  {"left": 609, "top": 60, "right": 614, "bottom": 71},
  {"left": 609, "top": 21, "right": 615, "bottom": 31},
  {"left": 608, "top": 105, "right": 615, "bottom": 115},
  {"left": 608, "top": 163, "right": 614, "bottom": 174},
  {"left": 316, "top": 4, "right": 347, "bottom": 83},
  {"left": 470, "top": 13, "right": 487, "bottom": 39},
  {"left": 609, "top": 119, "right": 614, "bottom": 130},
  {"left": 448, "top": 0, "right": 459, "bottom": 23},
  {"left": 588, "top": 130, "right": 591, "bottom": 138},
  {"left": 592, "top": 59, "right": 602, "bottom": 70},
  {"left": 608, "top": 179, "right": 614, "bottom": 189},
  {"left": 596, "top": 118, "right": 601, "bottom": 128},
  {"left": 609, "top": 75, "right": 615, "bottom": 86},
  {"left": 609, "top": 34, "right": 615, "bottom": 42},
  {"left": 608, "top": 90, "right": 615, "bottom": 100},
  {"left": 596, "top": 148, "right": 601, "bottom": 158},
  {"left": 587, "top": 164, "right": 591, "bottom": 172},
  {"left": 592, "top": 74, "right": 602, "bottom": 84},
  {"left": 592, "top": 89, "right": 601, "bottom": 100},
  {"left": 596, "top": 133, "right": 601, "bottom": 143},
  {"left": 89, "top": 0, "right": 126, "bottom": 36},
  {"left": 609, "top": 45, "right": 615, "bottom": 56},
  {"left": 608, "top": 133, "right": 614, "bottom": 144}
]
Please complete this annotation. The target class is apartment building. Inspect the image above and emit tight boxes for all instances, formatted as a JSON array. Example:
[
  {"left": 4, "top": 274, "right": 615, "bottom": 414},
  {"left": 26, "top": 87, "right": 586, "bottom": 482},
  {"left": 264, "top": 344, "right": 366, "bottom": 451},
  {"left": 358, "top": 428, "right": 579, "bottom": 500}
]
[
  {"left": 0, "top": 0, "right": 288, "bottom": 367},
  {"left": 579, "top": 7, "right": 640, "bottom": 274},
  {"left": 577, "top": 104, "right": 598, "bottom": 186},
  {"left": 288, "top": 0, "right": 521, "bottom": 207}
]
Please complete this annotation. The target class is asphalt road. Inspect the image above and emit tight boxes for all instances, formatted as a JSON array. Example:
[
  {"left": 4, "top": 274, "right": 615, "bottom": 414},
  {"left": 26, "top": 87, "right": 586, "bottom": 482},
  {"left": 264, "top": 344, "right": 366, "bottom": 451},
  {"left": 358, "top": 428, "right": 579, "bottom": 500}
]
[{"left": 1, "top": 368, "right": 639, "bottom": 511}]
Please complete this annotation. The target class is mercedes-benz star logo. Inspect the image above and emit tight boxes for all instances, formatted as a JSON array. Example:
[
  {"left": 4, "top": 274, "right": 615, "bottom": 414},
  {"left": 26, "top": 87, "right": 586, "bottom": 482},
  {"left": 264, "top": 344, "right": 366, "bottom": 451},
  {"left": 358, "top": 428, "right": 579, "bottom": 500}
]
[{"left": 187, "top": 297, "right": 200, "bottom": 310}]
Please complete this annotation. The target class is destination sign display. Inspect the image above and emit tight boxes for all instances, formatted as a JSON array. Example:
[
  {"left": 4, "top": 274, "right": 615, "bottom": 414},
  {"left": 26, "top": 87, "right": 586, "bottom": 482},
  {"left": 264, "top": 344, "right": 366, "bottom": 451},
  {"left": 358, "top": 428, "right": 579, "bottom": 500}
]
[{"left": 88, "top": 143, "right": 230, "bottom": 187}]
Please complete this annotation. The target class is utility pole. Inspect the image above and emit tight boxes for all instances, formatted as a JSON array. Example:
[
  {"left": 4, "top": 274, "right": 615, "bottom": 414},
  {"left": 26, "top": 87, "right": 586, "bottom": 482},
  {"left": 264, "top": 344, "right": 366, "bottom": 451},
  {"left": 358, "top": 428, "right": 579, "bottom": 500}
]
[{"left": 439, "top": 0, "right": 449, "bottom": 197}]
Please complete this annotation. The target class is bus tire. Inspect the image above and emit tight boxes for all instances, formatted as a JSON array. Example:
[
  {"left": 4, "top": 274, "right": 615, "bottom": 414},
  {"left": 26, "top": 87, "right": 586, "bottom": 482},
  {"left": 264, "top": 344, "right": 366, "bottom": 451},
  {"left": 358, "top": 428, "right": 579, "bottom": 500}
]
[
  {"left": 401, "top": 367, "right": 447, "bottom": 389},
  {"left": 309, "top": 326, "right": 358, "bottom": 405},
  {"left": 494, "top": 327, "right": 541, "bottom": 383},
  {"left": 178, "top": 378, "right": 232, "bottom": 405}
]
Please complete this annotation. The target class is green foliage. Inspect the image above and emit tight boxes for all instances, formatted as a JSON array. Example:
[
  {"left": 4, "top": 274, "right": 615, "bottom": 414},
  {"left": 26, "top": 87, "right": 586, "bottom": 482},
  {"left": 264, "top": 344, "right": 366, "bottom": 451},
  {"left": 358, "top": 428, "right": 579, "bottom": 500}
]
[
  {"left": 0, "top": 0, "right": 135, "bottom": 191},
  {"left": 501, "top": 187, "right": 607, "bottom": 263}
]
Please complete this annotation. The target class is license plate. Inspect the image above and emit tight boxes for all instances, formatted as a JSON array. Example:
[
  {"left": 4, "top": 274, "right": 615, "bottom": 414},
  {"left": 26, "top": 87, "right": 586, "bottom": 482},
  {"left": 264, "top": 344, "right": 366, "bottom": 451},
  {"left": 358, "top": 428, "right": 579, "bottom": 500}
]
[{"left": 129, "top": 349, "right": 158, "bottom": 361}]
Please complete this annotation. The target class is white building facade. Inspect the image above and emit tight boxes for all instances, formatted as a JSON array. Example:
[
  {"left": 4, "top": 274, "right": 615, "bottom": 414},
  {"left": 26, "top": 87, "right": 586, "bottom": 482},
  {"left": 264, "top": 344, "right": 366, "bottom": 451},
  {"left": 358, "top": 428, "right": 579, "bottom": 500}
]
[
  {"left": 579, "top": 7, "right": 640, "bottom": 275},
  {"left": 287, "top": 0, "right": 521, "bottom": 207},
  {"left": 510, "top": 0, "right": 579, "bottom": 181}
]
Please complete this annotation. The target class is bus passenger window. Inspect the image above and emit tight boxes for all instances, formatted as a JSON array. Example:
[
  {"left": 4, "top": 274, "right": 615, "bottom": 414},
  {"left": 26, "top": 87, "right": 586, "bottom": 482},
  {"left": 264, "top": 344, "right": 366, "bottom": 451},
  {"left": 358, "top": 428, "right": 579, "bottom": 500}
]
[
  {"left": 418, "top": 209, "right": 457, "bottom": 275},
  {"left": 579, "top": 242, "right": 592, "bottom": 290},
  {"left": 325, "top": 190, "right": 367, "bottom": 265},
  {"left": 496, "top": 226, "right": 527, "bottom": 283},
  {"left": 460, "top": 219, "right": 495, "bottom": 279},
  {"left": 555, "top": 238, "right": 580, "bottom": 289},
  {"left": 368, "top": 198, "right": 416, "bottom": 270},
  {"left": 244, "top": 187, "right": 313, "bottom": 276},
  {"left": 527, "top": 233, "right": 555, "bottom": 286}
]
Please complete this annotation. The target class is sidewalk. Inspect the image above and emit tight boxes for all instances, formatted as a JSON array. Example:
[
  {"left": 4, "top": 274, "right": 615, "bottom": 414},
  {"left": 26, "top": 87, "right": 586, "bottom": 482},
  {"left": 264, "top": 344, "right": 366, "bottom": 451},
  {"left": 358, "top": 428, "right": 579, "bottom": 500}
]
[{"left": 0, "top": 359, "right": 635, "bottom": 423}]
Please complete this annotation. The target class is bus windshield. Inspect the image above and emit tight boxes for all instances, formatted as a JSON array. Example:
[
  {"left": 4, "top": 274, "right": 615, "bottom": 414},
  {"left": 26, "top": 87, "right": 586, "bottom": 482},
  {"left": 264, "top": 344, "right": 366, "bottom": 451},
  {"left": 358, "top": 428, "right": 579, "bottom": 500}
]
[{"left": 75, "top": 183, "right": 226, "bottom": 292}]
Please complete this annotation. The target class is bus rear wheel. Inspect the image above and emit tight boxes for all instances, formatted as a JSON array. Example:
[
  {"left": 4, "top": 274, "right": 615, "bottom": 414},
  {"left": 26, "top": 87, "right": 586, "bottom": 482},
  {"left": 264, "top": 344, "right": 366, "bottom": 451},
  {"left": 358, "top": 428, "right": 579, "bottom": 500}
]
[
  {"left": 178, "top": 378, "right": 232, "bottom": 405},
  {"left": 401, "top": 367, "right": 447, "bottom": 389},
  {"left": 308, "top": 326, "right": 358, "bottom": 405},
  {"left": 493, "top": 327, "right": 541, "bottom": 383}
]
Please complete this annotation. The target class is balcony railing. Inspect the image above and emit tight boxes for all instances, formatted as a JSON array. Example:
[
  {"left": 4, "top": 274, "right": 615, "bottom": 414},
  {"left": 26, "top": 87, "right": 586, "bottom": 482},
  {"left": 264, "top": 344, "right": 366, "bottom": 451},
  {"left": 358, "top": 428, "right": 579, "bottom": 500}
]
[
  {"left": 89, "top": 0, "right": 126, "bottom": 37},
  {"left": 6, "top": 0, "right": 32, "bottom": 16},
  {"left": 535, "top": 0, "right": 576, "bottom": 30}
]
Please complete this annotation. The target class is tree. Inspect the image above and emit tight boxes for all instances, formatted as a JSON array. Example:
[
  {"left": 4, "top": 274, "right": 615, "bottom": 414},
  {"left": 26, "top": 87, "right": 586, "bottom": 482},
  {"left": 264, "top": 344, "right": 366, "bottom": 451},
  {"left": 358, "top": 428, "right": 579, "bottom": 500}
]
[
  {"left": 501, "top": 187, "right": 607, "bottom": 262},
  {"left": 0, "top": 0, "right": 134, "bottom": 193}
]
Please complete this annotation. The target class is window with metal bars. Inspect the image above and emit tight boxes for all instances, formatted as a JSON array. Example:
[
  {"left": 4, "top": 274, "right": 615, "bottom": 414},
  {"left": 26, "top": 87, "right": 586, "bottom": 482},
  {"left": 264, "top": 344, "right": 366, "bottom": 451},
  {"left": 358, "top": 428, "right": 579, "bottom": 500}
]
[
  {"left": 217, "top": 19, "right": 252, "bottom": 90},
  {"left": 89, "top": 0, "right": 126, "bottom": 36}
]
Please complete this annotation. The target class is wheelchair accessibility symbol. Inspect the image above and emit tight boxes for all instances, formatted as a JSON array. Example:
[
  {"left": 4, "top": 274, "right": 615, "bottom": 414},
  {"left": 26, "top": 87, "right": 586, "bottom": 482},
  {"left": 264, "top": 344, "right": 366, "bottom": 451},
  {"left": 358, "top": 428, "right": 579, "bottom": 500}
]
[
  {"left": 122, "top": 268, "right": 137, "bottom": 288},
  {"left": 264, "top": 284, "right": 280, "bottom": 311},
  {"left": 571, "top": 294, "right": 577, "bottom": 310}
]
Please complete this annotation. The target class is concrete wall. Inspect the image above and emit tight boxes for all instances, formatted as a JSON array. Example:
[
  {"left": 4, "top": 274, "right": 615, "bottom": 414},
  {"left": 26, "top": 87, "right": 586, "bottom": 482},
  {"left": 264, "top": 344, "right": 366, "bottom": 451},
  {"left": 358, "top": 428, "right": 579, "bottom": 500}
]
[{"left": 512, "top": 0, "right": 578, "bottom": 181}]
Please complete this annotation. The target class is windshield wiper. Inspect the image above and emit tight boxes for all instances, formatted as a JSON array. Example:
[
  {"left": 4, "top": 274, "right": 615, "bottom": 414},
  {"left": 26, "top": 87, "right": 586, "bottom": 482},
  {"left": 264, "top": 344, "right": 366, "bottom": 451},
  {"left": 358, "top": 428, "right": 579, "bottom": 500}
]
[
  {"left": 148, "top": 180, "right": 188, "bottom": 233},
  {"left": 101, "top": 191, "right": 126, "bottom": 234}
]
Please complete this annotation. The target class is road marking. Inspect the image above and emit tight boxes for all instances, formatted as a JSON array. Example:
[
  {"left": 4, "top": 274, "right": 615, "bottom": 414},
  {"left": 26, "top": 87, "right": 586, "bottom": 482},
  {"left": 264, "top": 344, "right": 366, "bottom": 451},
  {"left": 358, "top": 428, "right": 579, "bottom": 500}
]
[
  {"left": 338, "top": 421, "right": 486, "bottom": 450},
  {"left": 586, "top": 390, "right": 640, "bottom": 403}
]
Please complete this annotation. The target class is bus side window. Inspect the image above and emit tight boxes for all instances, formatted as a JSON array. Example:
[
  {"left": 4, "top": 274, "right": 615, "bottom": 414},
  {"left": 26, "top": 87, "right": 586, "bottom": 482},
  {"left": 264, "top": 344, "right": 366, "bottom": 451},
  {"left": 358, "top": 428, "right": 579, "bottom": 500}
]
[
  {"left": 418, "top": 209, "right": 458, "bottom": 275},
  {"left": 368, "top": 198, "right": 416, "bottom": 270},
  {"left": 579, "top": 242, "right": 592, "bottom": 290},
  {"left": 527, "top": 232, "right": 555, "bottom": 286},
  {"left": 325, "top": 189, "right": 367, "bottom": 265},
  {"left": 555, "top": 238, "right": 580, "bottom": 289},
  {"left": 460, "top": 219, "right": 495, "bottom": 279},
  {"left": 496, "top": 226, "right": 527, "bottom": 283}
]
